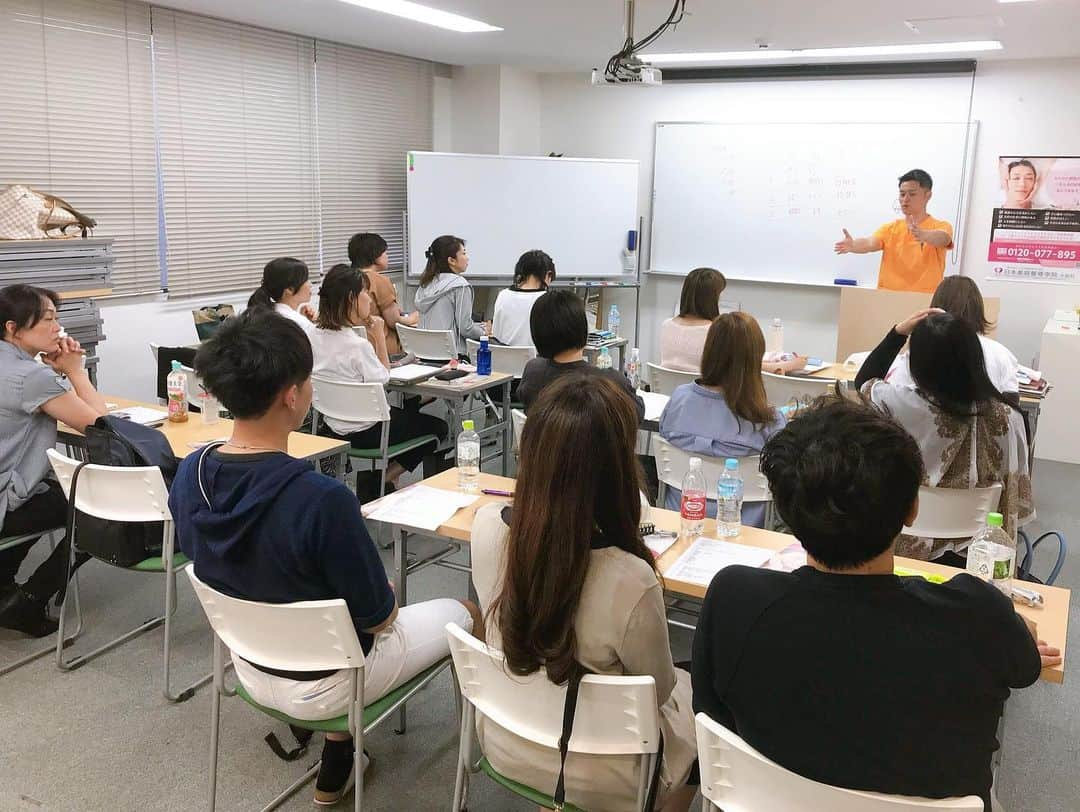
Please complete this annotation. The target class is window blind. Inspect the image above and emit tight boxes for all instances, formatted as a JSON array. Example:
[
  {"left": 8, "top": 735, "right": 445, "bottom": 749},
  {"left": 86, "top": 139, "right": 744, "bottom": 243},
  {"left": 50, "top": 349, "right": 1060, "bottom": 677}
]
[
  {"left": 0, "top": 0, "right": 159, "bottom": 293},
  {"left": 151, "top": 8, "right": 318, "bottom": 297},
  {"left": 315, "top": 40, "right": 434, "bottom": 273}
]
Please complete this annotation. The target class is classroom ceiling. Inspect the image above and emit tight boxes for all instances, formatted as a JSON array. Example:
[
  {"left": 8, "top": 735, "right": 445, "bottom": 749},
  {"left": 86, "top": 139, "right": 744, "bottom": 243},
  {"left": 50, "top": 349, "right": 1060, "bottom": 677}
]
[{"left": 156, "top": 0, "right": 1080, "bottom": 70}]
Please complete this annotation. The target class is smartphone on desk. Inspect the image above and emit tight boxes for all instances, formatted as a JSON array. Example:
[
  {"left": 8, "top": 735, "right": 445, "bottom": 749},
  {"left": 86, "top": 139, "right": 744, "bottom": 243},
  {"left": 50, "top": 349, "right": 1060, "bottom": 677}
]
[{"left": 434, "top": 369, "right": 469, "bottom": 382}]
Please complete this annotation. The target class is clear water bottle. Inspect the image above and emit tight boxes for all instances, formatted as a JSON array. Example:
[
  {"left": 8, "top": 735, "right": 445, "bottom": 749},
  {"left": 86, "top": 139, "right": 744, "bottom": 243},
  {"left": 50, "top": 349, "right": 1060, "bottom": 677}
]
[
  {"left": 476, "top": 335, "right": 492, "bottom": 376},
  {"left": 768, "top": 318, "right": 784, "bottom": 354},
  {"left": 679, "top": 457, "right": 708, "bottom": 539},
  {"left": 596, "top": 346, "right": 613, "bottom": 369},
  {"left": 717, "top": 458, "right": 744, "bottom": 537},
  {"left": 456, "top": 419, "right": 481, "bottom": 493},
  {"left": 966, "top": 512, "right": 1016, "bottom": 597},
  {"left": 608, "top": 304, "right": 621, "bottom": 336},
  {"left": 166, "top": 360, "right": 189, "bottom": 423},
  {"left": 625, "top": 346, "right": 641, "bottom": 389}
]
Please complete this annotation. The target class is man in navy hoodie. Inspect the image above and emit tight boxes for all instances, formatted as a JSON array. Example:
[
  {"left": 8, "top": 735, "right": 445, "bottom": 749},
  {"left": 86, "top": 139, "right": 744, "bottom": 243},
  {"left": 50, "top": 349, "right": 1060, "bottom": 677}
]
[{"left": 170, "top": 308, "right": 480, "bottom": 806}]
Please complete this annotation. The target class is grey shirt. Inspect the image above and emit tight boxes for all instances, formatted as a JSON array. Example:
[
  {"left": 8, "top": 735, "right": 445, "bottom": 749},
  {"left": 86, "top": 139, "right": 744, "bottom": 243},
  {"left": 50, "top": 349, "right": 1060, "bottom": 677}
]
[{"left": 0, "top": 340, "right": 70, "bottom": 531}]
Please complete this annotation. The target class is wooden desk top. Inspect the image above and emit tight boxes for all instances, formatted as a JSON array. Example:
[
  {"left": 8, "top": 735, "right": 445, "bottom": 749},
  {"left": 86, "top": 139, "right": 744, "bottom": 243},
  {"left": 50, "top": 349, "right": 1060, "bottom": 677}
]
[
  {"left": 389, "top": 370, "right": 513, "bottom": 397},
  {"left": 58, "top": 288, "right": 112, "bottom": 300},
  {"left": 59, "top": 397, "right": 349, "bottom": 462},
  {"left": 413, "top": 468, "right": 1068, "bottom": 684}
]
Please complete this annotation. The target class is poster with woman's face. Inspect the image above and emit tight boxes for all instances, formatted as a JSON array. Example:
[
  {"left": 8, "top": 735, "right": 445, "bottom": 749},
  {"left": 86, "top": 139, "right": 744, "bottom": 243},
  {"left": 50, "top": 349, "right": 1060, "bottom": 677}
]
[{"left": 999, "top": 157, "right": 1080, "bottom": 210}]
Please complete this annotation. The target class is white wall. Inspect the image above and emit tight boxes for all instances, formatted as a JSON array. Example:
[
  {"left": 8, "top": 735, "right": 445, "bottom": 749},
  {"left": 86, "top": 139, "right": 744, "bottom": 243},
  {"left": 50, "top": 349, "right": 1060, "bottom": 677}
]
[
  {"left": 498, "top": 66, "right": 542, "bottom": 156},
  {"left": 450, "top": 65, "right": 501, "bottom": 153}
]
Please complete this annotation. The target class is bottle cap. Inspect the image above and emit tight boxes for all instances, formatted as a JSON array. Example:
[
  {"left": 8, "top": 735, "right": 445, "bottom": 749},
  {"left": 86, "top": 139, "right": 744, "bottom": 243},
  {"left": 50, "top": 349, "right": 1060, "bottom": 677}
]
[
  {"left": 480, "top": 334, "right": 488, "bottom": 344},
  {"left": 987, "top": 512, "right": 1004, "bottom": 527},
  {"left": 462, "top": 420, "right": 475, "bottom": 431},
  {"left": 689, "top": 457, "right": 702, "bottom": 468},
  {"left": 171, "top": 360, "right": 182, "bottom": 372},
  {"left": 725, "top": 458, "right": 738, "bottom": 470}
]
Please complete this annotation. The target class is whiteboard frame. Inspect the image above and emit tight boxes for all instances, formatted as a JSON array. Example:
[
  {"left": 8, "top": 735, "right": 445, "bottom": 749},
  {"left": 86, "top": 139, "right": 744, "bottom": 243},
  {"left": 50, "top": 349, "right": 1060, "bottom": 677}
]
[{"left": 646, "top": 120, "right": 980, "bottom": 287}]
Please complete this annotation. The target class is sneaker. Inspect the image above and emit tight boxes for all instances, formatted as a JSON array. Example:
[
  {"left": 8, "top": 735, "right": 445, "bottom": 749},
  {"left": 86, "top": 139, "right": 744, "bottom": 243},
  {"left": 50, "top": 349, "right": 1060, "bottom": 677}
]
[
  {"left": 0, "top": 584, "right": 58, "bottom": 638},
  {"left": 313, "top": 739, "right": 372, "bottom": 806}
]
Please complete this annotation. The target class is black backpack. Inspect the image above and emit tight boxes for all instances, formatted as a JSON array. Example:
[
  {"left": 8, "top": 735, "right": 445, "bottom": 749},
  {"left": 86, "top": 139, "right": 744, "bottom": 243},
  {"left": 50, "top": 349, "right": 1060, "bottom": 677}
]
[{"left": 68, "top": 415, "right": 181, "bottom": 567}]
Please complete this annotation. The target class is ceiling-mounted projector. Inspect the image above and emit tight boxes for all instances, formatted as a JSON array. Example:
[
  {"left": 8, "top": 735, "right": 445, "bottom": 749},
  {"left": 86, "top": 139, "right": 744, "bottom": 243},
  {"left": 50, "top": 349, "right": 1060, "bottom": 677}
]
[{"left": 593, "top": 0, "right": 685, "bottom": 86}]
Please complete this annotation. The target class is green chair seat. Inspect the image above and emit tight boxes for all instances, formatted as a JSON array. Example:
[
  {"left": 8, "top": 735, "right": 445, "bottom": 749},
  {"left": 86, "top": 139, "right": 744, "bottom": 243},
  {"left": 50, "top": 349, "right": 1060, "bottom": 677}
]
[
  {"left": 478, "top": 757, "right": 586, "bottom": 812},
  {"left": 131, "top": 552, "right": 189, "bottom": 572},
  {"left": 347, "top": 434, "right": 440, "bottom": 461},
  {"left": 234, "top": 657, "right": 449, "bottom": 733}
]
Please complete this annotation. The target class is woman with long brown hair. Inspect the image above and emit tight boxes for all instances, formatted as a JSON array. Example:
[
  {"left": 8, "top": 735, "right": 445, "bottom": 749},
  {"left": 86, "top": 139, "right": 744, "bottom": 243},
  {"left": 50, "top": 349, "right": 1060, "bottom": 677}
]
[
  {"left": 469, "top": 373, "right": 697, "bottom": 812},
  {"left": 659, "top": 312, "right": 787, "bottom": 526},
  {"left": 659, "top": 267, "right": 726, "bottom": 372}
]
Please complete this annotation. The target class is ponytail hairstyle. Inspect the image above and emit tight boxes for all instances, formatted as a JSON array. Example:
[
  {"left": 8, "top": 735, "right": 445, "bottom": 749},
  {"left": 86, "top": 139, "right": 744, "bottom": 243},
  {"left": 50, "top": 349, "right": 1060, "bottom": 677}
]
[
  {"left": 513, "top": 249, "right": 556, "bottom": 288},
  {"left": 317, "top": 264, "right": 369, "bottom": 331},
  {"left": 419, "top": 235, "right": 465, "bottom": 287},
  {"left": 247, "top": 257, "right": 310, "bottom": 309}
]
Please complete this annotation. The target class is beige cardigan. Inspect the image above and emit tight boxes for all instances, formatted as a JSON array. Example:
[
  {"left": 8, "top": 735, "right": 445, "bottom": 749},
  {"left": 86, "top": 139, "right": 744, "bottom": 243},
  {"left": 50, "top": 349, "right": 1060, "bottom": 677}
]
[{"left": 469, "top": 502, "right": 696, "bottom": 811}]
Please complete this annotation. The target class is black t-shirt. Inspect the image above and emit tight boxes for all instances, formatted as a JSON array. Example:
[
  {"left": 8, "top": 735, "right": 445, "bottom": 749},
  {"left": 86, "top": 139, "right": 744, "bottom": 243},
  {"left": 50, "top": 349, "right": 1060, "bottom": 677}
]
[
  {"left": 691, "top": 565, "right": 1042, "bottom": 810},
  {"left": 517, "top": 357, "right": 645, "bottom": 420}
]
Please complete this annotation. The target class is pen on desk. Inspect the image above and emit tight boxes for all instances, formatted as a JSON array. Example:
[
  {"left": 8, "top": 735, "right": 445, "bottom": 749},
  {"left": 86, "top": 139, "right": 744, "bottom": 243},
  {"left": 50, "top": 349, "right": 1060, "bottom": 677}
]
[{"left": 481, "top": 488, "right": 513, "bottom": 497}]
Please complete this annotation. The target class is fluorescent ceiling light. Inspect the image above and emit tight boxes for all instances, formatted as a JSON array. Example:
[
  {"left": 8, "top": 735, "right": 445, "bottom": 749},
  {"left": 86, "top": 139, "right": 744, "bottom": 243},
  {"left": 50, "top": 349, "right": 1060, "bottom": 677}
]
[
  {"left": 643, "top": 40, "right": 1003, "bottom": 64},
  {"left": 998, "top": 1, "right": 1036, "bottom": 4},
  {"left": 338, "top": 0, "right": 502, "bottom": 33}
]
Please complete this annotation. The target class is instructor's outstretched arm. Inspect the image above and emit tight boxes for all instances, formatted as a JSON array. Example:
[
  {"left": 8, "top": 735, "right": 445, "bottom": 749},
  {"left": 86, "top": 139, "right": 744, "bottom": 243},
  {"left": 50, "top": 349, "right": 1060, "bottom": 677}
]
[{"left": 833, "top": 228, "right": 882, "bottom": 255}]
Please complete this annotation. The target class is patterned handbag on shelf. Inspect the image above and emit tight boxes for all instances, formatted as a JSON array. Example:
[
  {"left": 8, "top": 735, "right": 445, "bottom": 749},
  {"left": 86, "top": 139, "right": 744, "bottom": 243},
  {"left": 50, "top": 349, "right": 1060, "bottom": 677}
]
[{"left": 0, "top": 184, "right": 96, "bottom": 239}]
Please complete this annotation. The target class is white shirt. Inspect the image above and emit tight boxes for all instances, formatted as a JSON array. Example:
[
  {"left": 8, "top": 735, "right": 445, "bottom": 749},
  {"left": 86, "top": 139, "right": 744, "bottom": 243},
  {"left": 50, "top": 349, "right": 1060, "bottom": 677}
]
[
  {"left": 311, "top": 326, "right": 390, "bottom": 435},
  {"left": 492, "top": 287, "right": 545, "bottom": 348},
  {"left": 886, "top": 334, "right": 1020, "bottom": 394},
  {"left": 274, "top": 302, "right": 316, "bottom": 340},
  {"left": 660, "top": 318, "right": 711, "bottom": 373}
]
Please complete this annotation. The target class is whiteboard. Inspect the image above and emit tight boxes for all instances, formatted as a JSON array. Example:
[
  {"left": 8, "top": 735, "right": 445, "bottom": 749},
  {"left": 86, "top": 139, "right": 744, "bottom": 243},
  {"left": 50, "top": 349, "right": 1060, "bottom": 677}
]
[
  {"left": 649, "top": 121, "right": 977, "bottom": 287},
  {"left": 407, "top": 152, "right": 638, "bottom": 279}
]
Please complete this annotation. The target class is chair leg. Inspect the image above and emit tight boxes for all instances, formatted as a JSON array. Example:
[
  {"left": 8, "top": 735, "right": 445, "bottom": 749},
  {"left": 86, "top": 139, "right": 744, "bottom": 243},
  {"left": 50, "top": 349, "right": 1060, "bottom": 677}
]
[
  {"left": 452, "top": 702, "right": 474, "bottom": 811},
  {"left": 354, "top": 668, "right": 364, "bottom": 812},
  {"left": 207, "top": 638, "right": 224, "bottom": 812},
  {"left": 163, "top": 563, "right": 212, "bottom": 703}
]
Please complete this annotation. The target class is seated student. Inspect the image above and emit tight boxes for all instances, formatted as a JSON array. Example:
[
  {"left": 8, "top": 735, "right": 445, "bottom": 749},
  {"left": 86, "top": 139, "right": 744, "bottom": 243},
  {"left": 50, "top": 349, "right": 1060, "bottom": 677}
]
[
  {"left": 691, "top": 397, "right": 1060, "bottom": 812},
  {"left": 659, "top": 267, "right": 726, "bottom": 372},
  {"left": 885, "top": 276, "right": 1019, "bottom": 397},
  {"left": 471, "top": 374, "right": 697, "bottom": 812},
  {"left": 517, "top": 290, "right": 645, "bottom": 420},
  {"left": 0, "top": 284, "right": 106, "bottom": 637},
  {"left": 348, "top": 232, "right": 417, "bottom": 357},
  {"left": 413, "top": 235, "right": 489, "bottom": 357},
  {"left": 856, "top": 309, "right": 1031, "bottom": 561},
  {"left": 311, "top": 264, "right": 448, "bottom": 490},
  {"left": 491, "top": 249, "right": 555, "bottom": 349},
  {"left": 169, "top": 308, "right": 480, "bottom": 806},
  {"left": 658, "top": 313, "right": 786, "bottom": 525},
  {"left": 247, "top": 257, "right": 317, "bottom": 340}
]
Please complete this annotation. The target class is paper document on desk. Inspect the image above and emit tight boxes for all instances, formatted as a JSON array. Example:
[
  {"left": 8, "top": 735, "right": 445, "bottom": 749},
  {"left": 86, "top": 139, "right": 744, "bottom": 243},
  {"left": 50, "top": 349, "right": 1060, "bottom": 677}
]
[
  {"left": 637, "top": 391, "right": 669, "bottom": 423},
  {"left": 110, "top": 406, "right": 169, "bottom": 426},
  {"left": 362, "top": 484, "right": 479, "bottom": 531},
  {"left": 664, "top": 538, "right": 772, "bottom": 586},
  {"left": 388, "top": 363, "right": 443, "bottom": 383}
]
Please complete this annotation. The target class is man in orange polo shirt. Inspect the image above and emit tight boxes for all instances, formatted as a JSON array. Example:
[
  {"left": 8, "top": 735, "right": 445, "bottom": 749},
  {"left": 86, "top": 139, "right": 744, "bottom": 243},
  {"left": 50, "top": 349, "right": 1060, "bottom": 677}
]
[{"left": 833, "top": 169, "right": 954, "bottom": 293}]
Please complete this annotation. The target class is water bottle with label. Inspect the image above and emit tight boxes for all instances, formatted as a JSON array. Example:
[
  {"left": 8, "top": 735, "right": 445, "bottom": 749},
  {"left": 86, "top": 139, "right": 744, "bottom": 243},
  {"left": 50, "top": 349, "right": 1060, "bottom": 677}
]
[
  {"left": 717, "top": 458, "right": 744, "bottom": 537},
  {"left": 768, "top": 318, "right": 784, "bottom": 354},
  {"left": 596, "top": 346, "right": 613, "bottom": 370},
  {"left": 476, "top": 335, "right": 492, "bottom": 376},
  {"left": 608, "top": 304, "right": 621, "bottom": 336},
  {"left": 680, "top": 457, "right": 708, "bottom": 539},
  {"left": 625, "top": 347, "right": 641, "bottom": 389},
  {"left": 166, "top": 360, "right": 189, "bottom": 423},
  {"left": 456, "top": 419, "right": 481, "bottom": 493},
  {"left": 966, "top": 512, "right": 1015, "bottom": 597}
]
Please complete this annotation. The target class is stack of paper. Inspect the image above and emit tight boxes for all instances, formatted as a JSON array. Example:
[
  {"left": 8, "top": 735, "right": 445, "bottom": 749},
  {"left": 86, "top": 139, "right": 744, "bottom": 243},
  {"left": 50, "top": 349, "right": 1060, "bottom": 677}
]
[
  {"left": 362, "top": 484, "right": 479, "bottom": 531},
  {"left": 663, "top": 538, "right": 773, "bottom": 586},
  {"left": 638, "top": 391, "right": 669, "bottom": 423},
  {"left": 110, "top": 406, "right": 169, "bottom": 426},
  {"left": 388, "top": 363, "right": 443, "bottom": 383}
]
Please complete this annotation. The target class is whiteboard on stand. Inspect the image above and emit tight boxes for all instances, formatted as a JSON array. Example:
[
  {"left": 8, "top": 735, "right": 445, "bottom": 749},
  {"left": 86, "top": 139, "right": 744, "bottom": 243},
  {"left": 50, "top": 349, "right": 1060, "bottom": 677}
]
[
  {"left": 649, "top": 121, "right": 977, "bottom": 287},
  {"left": 407, "top": 152, "right": 639, "bottom": 280}
]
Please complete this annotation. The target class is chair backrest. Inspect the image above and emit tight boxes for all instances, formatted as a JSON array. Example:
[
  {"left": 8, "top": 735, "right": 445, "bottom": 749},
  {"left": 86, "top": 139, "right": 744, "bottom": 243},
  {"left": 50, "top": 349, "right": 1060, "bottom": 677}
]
[
  {"left": 646, "top": 362, "right": 697, "bottom": 397},
  {"left": 186, "top": 567, "right": 366, "bottom": 672},
  {"left": 446, "top": 622, "right": 659, "bottom": 755},
  {"left": 310, "top": 376, "right": 391, "bottom": 425},
  {"left": 149, "top": 341, "right": 161, "bottom": 363},
  {"left": 696, "top": 713, "right": 982, "bottom": 811},
  {"left": 843, "top": 351, "right": 870, "bottom": 369},
  {"left": 906, "top": 484, "right": 1004, "bottom": 540},
  {"left": 654, "top": 438, "right": 770, "bottom": 503},
  {"left": 351, "top": 325, "right": 367, "bottom": 341},
  {"left": 397, "top": 324, "right": 456, "bottom": 361},
  {"left": 46, "top": 448, "right": 172, "bottom": 523},
  {"left": 511, "top": 408, "right": 527, "bottom": 452},
  {"left": 762, "top": 371, "right": 837, "bottom": 408},
  {"left": 466, "top": 339, "right": 535, "bottom": 378}
]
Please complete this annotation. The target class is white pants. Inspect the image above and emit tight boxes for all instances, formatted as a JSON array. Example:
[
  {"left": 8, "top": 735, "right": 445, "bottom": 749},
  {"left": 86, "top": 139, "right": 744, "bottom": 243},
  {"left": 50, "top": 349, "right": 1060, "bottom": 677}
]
[{"left": 233, "top": 598, "right": 473, "bottom": 721}]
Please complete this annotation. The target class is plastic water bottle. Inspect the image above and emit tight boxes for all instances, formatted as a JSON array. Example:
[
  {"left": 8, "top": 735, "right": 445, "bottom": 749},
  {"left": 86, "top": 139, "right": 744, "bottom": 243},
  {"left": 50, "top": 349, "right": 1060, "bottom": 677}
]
[
  {"left": 625, "top": 347, "right": 641, "bottom": 389},
  {"left": 199, "top": 390, "right": 221, "bottom": 425},
  {"left": 768, "top": 318, "right": 784, "bottom": 354},
  {"left": 166, "top": 360, "right": 189, "bottom": 423},
  {"left": 596, "top": 346, "right": 613, "bottom": 369},
  {"left": 717, "top": 459, "right": 744, "bottom": 537},
  {"left": 679, "top": 457, "right": 708, "bottom": 539},
  {"left": 608, "top": 304, "right": 621, "bottom": 336},
  {"left": 476, "top": 335, "right": 492, "bottom": 376},
  {"left": 966, "top": 512, "right": 1016, "bottom": 597},
  {"left": 456, "top": 419, "right": 481, "bottom": 493}
]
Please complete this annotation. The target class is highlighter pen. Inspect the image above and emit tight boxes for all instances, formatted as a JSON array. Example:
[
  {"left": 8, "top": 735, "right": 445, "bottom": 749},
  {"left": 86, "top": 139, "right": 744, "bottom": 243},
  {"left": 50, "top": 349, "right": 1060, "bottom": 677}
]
[{"left": 481, "top": 488, "right": 514, "bottom": 497}]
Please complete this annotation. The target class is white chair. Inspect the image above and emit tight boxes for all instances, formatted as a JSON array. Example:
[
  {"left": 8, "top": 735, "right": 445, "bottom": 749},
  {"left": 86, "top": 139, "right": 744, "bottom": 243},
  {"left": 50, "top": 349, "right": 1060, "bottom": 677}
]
[
  {"left": 905, "top": 484, "right": 1004, "bottom": 553},
  {"left": 511, "top": 408, "right": 527, "bottom": 456},
  {"left": 466, "top": 339, "right": 535, "bottom": 378},
  {"left": 310, "top": 376, "right": 440, "bottom": 499},
  {"left": 188, "top": 567, "right": 450, "bottom": 812},
  {"left": 46, "top": 448, "right": 209, "bottom": 703},
  {"left": 696, "top": 712, "right": 982, "bottom": 811},
  {"left": 397, "top": 324, "right": 456, "bottom": 361},
  {"left": 654, "top": 437, "right": 771, "bottom": 520},
  {"left": 149, "top": 341, "right": 161, "bottom": 362},
  {"left": 646, "top": 362, "right": 697, "bottom": 396},
  {"left": 762, "top": 370, "right": 837, "bottom": 408},
  {"left": 843, "top": 350, "right": 871, "bottom": 370},
  {"left": 351, "top": 324, "right": 367, "bottom": 341},
  {"left": 445, "top": 622, "right": 661, "bottom": 812}
]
